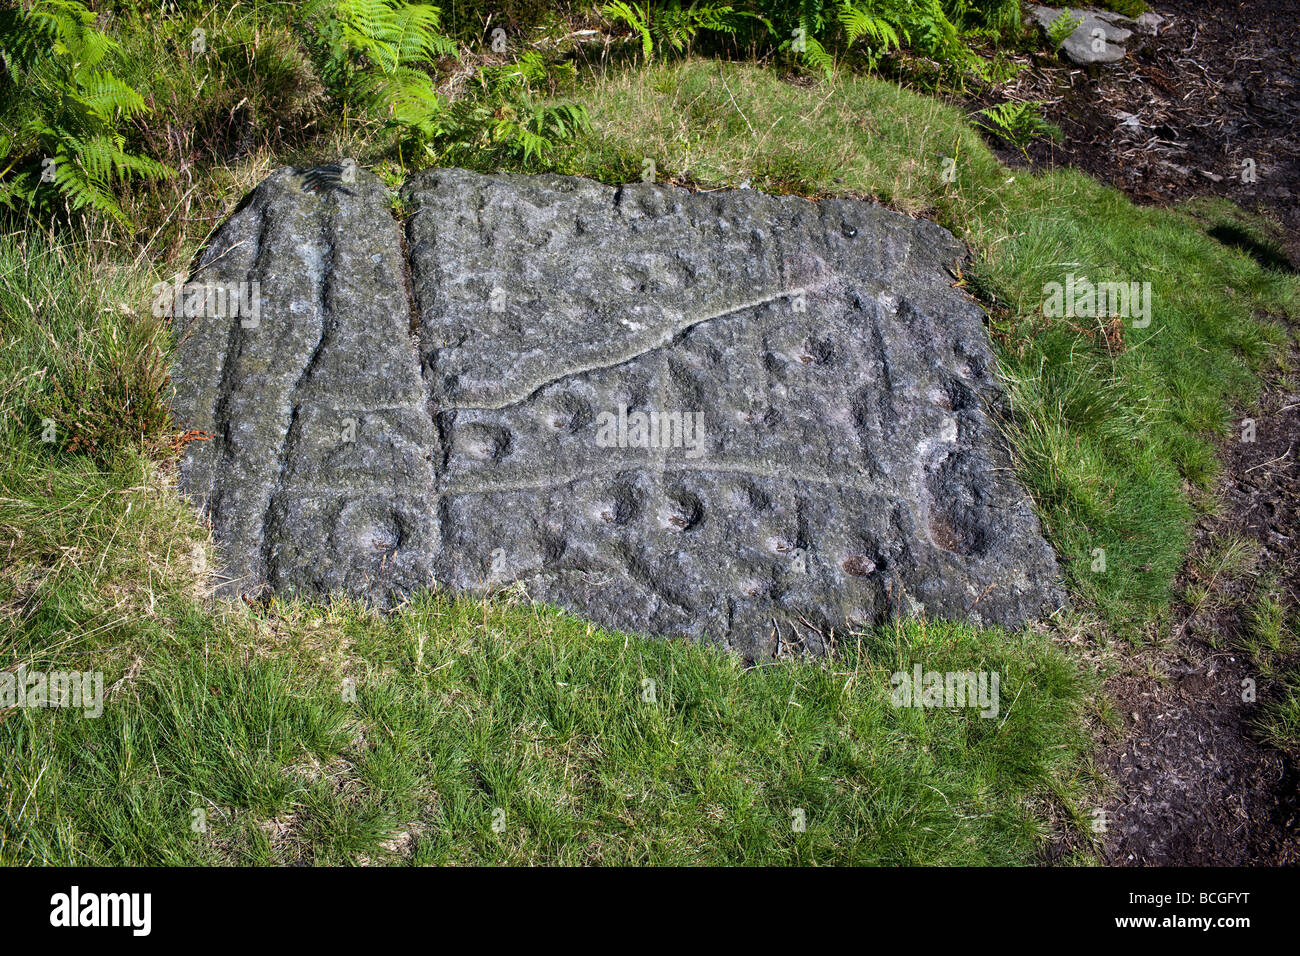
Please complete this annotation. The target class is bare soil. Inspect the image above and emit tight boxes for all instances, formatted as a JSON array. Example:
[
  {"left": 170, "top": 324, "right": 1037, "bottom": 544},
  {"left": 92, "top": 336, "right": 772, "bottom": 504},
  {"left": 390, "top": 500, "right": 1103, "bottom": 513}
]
[
  {"left": 988, "top": 1, "right": 1300, "bottom": 865},
  {"left": 1101, "top": 368, "right": 1300, "bottom": 865},
  {"left": 1011, "top": 0, "right": 1300, "bottom": 267}
]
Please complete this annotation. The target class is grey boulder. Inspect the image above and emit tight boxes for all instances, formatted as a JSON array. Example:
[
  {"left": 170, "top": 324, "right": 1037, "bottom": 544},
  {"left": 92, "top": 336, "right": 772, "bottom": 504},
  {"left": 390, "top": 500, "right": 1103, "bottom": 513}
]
[
  {"left": 170, "top": 165, "right": 1065, "bottom": 658},
  {"left": 1030, "top": 4, "right": 1133, "bottom": 65}
]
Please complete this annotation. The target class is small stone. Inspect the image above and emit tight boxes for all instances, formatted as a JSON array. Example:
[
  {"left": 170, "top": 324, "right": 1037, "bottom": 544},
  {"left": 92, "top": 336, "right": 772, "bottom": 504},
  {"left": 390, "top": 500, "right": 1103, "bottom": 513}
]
[
  {"left": 1029, "top": 5, "right": 1131, "bottom": 65},
  {"left": 1134, "top": 12, "right": 1164, "bottom": 35}
]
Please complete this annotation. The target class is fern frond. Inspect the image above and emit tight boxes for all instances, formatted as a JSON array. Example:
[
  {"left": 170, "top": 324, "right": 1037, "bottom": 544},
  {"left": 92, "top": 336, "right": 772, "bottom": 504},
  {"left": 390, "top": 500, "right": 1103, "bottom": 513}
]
[
  {"left": 386, "top": 1, "right": 456, "bottom": 63},
  {"left": 603, "top": 2, "right": 653, "bottom": 60},
  {"left": 838, "top": 4, "right": 900, "bottom": 51},
  {"left": 1047, "top": 11, "right": 1083, "bottom": 49},
  {"left": 0, "top": 1, "right": 172, "bottom": 227},
  {"left": 27, "top": 0, "right": 118, "bottom": 70},
  {"left": 77, "top": 70, "right": 148, "bottom": 121},
  {"left": 799, "top": 33, "right": 835, "bottom": 79},
  {"left": 975, "top": 100, "right": 1057, "bottom": 157},
  {"left": 50, "top": 147, "right": 127, "bottom": 223},
  {"left": 356, "top": 65, "right": 441, "bottom": 133}
]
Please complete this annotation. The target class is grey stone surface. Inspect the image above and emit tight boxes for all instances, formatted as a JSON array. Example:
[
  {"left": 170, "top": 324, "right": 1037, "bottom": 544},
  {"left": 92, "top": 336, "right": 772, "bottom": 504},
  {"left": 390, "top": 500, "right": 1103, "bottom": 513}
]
[
  {"left": 1030, "top": 4, "right": 1132, "bottom": 65},
  {"left": 171, "top": 165, "right": 1065, "bottom": 659},
  {"left": 1134, "top": 12, "right": 1164, "bottom": 35}
]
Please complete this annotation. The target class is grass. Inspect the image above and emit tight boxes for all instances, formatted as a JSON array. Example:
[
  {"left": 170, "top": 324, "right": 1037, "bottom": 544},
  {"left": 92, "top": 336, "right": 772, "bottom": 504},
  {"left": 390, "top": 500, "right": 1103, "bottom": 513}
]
[
  {"left": 103, "top": 3, "right": 329, "bottom": 259},
  {"left": 1175, "top": 534, "right": 1300, "bottom": 754},
  {"left": 0, "top": 227, "right": 1094, "bottom": 865},
  {"left": 1181, "top": 533, "right": 1260, "bottom": 619},
  {"left": 0, "top": 230, "right": 173, "bottom": 464},
  {"left": 3, "top": 49, "right": 1298, "bottom": 864},
  {"left": 1243, "top": 582, "right": 1300, "bottom": 753},
  {"left": 2, "top": 588, "right": 1092, "bottom": 864}
]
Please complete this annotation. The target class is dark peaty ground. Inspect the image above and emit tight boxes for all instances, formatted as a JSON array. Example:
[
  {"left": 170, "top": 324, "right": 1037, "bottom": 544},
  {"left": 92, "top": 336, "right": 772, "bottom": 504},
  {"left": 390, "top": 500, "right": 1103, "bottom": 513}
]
[
  {"left": 990, "top": 1, "right": 1300, "bottom": 865},
  {"left": 1017, "top": 0, "right": 1300, "bottom": 266}
]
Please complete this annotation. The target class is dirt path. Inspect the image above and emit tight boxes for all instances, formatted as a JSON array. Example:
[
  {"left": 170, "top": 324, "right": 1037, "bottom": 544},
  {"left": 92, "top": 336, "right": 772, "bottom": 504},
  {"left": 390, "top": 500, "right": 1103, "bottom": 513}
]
[
  {"left": 1101, "top": 369, "right": 1300, "bottom": 865},
  {"left": 987, "top": 1, "right": 1300, "bottom": 864}
]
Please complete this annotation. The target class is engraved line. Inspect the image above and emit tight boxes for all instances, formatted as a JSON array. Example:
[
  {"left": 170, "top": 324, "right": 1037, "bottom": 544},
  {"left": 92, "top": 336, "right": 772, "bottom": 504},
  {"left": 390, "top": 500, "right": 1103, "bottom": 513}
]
[
  {"left": 445, "top": 282, "right": 836, "bottom": 412},
  {"left": 434, "top": 457, "right": 912, "bottom": 501}
]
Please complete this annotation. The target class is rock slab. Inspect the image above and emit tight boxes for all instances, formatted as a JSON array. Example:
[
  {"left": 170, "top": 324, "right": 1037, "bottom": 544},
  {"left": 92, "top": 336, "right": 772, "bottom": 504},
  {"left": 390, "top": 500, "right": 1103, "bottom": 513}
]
[
  {"left": 1029, "top": 4, "right": 1135, "bottom": 65},
  {"left": 171, "top": 166, "right": 1064, "bottom": 658}
]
